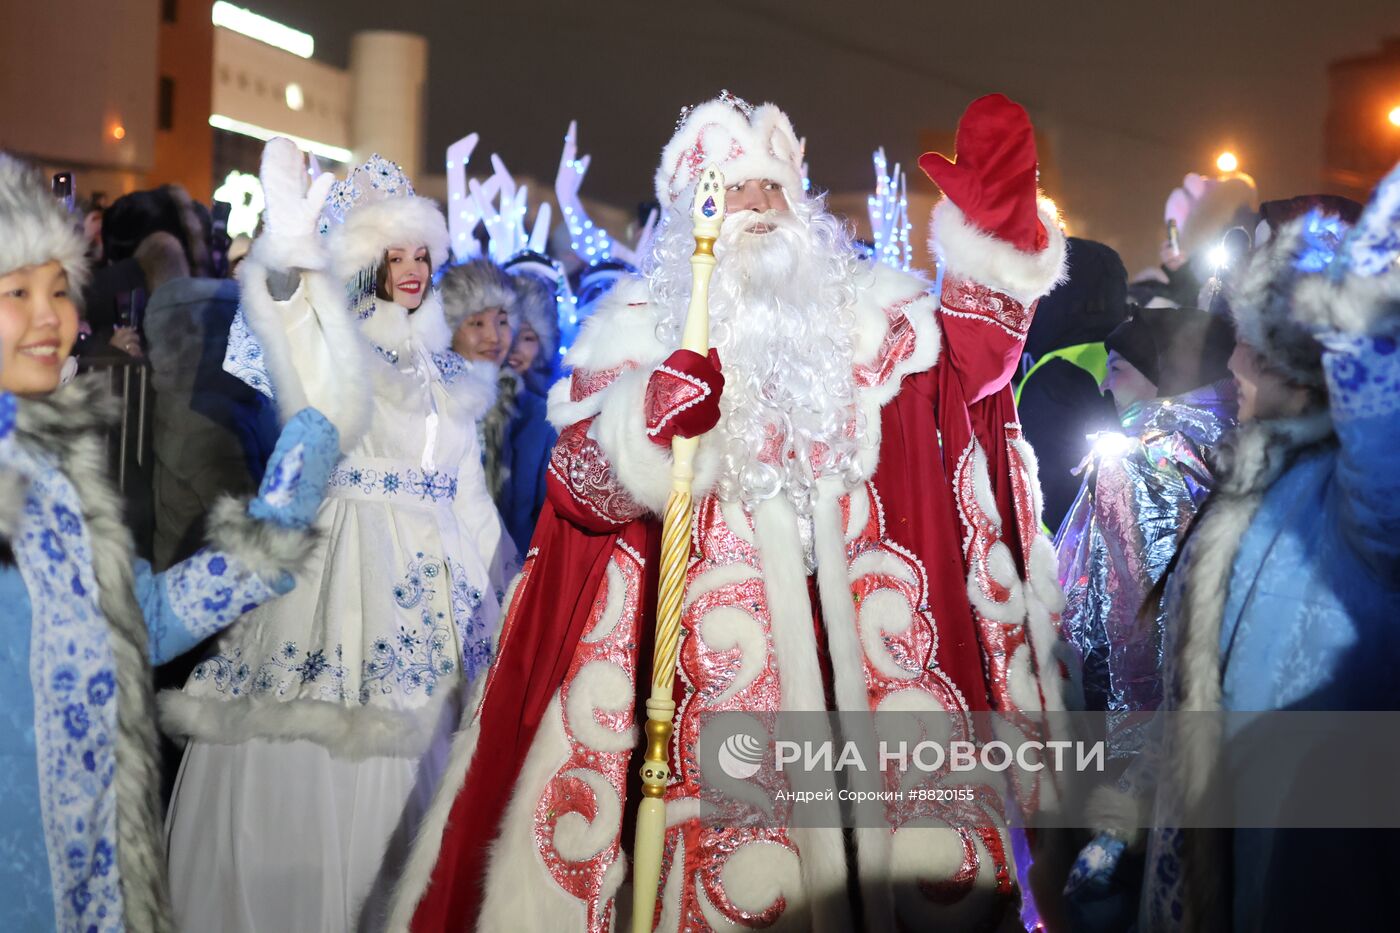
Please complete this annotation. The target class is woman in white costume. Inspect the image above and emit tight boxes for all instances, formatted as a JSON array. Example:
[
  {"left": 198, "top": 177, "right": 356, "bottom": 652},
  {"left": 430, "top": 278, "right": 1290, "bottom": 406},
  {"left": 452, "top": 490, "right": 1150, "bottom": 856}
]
[{"left": 162, "top": 140, "right": 512, "bottom": 931}]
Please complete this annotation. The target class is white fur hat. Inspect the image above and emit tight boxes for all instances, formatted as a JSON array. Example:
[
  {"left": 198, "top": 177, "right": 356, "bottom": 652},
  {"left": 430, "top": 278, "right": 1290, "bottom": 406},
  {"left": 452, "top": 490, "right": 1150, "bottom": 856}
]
[
  {"left": 0, "top": 154, "right": 88, "bottom": 293},
  {"left": 655, "top": 92, "right": 805, "bottom": 207},
  {"left": 438, "top": 258, "right": 517, "bottom": 332},
  {"left": 318, "top": 154, "right": 449, "bottom": 283}
]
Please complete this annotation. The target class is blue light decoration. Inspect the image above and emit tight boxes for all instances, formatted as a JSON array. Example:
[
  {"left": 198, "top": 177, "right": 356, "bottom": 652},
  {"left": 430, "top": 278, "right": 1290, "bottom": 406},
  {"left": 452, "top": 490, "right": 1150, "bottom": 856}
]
[
  {"left": 554, "top": 121, "right": 660, "bottom": 354},
  {"left": 867, "top": 147, "right": 913, "bottom": 271}
]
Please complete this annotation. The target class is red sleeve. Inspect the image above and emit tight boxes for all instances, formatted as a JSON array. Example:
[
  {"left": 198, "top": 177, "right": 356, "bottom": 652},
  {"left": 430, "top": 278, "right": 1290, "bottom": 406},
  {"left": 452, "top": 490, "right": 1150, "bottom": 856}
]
[{"left": 938, "top": 275, "right": 1038, "bottom": 406}]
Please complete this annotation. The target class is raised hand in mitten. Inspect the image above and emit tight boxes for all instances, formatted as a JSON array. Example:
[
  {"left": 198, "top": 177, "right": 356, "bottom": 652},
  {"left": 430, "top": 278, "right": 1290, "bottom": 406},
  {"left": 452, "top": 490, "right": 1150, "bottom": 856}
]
[
  {"left": 247, "top": 407, "right": 341, "bottom": 529},
  {"left": 645, "top": 349, "right": 724, "bottom": 446},
  {"left": 919, "top": 93, "right": 1047, "bottom": 253},
  {"left": 258, "top": 137, "right": 336, "bottom": 271}
]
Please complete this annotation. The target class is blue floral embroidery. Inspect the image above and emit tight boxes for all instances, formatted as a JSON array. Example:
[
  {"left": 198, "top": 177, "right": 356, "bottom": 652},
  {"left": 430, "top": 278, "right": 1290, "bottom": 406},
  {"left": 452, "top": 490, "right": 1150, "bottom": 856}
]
[
  {"left": 431, "top": 350, "right": 469, "bottom": 385},
  {"left": 86, "top": 672, "right": 115, "bottom": 706},
  {"left": 155, "top": 546, "right": 278, "bottom": 660},
  {"left": 1, "top": 442, "right": 125, "bottom": 929},
  {"left": 361, "top": 554, "right": 458, "bottom": 701},
  {"left": 1323, "top": 333, "right": 1400, "bottom": 420},
  {"left": 187, "top": 550, "right": 495, "bottom": 716},
  {"left": 190, "top": 643, "right": 350, "bottom": 702},
  {"left": 447, "top": 557, "right": 492, "bottom": 681},
  {"left": 223, "top": 306, "right": 275, "bottom": 400},
  {"left": 328, "top": 465, "right": 458, "bottom": 502}
]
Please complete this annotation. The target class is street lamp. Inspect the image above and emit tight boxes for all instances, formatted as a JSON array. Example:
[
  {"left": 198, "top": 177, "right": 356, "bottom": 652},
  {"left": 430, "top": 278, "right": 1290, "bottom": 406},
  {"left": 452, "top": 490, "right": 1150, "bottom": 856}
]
[
  {"left": 1216, "top": 151, "right": 1239, "bottom": 173},
  {"left": 1389, "top": 105, "right": 1400, "bottom": 128}
]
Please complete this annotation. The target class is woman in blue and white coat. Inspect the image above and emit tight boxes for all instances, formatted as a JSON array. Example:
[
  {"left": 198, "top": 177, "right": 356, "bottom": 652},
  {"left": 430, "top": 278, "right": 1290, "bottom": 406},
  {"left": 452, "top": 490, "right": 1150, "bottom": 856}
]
[
  {"left": 1071, "top": 172, "right": 1400, "bottom": 932},
  {"left": 162, "top": 140, "right": 512, "bottom": 932},
  {"left": 0, "top": 157, "right": 338, "bottom": 932}
]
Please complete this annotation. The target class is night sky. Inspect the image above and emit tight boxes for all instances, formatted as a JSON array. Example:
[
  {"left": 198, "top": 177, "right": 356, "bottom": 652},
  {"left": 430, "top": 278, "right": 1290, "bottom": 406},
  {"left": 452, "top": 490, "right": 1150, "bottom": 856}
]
[{"left": 246, "top": 0, "right": 1398, "bottom": 269}]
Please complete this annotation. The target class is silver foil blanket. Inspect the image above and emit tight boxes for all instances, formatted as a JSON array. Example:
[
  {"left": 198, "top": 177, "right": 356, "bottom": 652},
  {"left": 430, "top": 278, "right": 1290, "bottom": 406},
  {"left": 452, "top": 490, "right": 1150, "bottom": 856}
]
[{"left": 1053, "top": 383, "right": 1235, "bottom": 731}]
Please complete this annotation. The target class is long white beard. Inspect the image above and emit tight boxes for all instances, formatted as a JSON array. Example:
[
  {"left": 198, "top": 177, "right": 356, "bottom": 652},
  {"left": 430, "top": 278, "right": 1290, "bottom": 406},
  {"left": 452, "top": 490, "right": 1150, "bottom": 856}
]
[{"left": 648, "top": 197, "right": 866, "bottom": 520}]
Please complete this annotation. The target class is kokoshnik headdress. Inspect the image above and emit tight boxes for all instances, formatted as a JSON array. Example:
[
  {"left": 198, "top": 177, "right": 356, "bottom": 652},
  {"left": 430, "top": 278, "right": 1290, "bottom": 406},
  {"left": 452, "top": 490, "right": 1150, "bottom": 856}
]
[
  {"left": 225, "top": 151, "right": 449, "bottom": 397},
  {"left": 319, "top": 154, "right": 449, "bottom": 320}
]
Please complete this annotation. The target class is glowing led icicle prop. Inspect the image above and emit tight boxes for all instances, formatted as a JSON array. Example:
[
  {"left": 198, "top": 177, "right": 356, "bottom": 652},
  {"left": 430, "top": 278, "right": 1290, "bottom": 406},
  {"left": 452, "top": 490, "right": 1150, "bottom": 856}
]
[{"left": 629, "top": 166, "right": 724, "bottom": 933}]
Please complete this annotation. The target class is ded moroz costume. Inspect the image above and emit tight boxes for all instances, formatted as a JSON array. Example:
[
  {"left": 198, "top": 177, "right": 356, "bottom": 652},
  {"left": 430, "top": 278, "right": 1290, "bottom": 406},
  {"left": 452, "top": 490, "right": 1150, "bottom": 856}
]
[{"left": 391, "top": 93, "right": 1073, "bottom": 932}]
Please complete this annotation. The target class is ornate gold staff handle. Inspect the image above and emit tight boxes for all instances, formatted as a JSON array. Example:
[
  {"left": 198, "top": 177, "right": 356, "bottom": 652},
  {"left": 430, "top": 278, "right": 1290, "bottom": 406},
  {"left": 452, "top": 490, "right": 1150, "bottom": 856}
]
[{"left": 629, "top": 166, "right": 725, "bottom": 933}]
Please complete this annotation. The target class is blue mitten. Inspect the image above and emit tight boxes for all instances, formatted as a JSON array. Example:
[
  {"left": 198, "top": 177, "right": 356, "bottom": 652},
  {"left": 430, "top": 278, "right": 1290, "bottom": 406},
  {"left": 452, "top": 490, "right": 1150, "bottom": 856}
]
[
  {"left": 248, "top": 407, "right": 340, "bottom": 528},
  {"left": 1063, "top": 832, "right": 1141, "bottom": 933}
]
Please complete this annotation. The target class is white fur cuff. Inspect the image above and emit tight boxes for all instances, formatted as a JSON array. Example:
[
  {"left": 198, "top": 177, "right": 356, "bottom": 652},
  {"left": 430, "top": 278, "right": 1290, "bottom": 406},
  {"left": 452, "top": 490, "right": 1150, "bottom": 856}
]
[
  {"left": 203, "top": 495, "right": 320, "bottom": 586},
  {"left": 250, "top": 229, "right": 328, "bottom": 274},
  {"left": 931, "top": 199, "right": 1068, "bottom": 304},
  {"left": 590, "top": 366, "right": 674, "bottom": 514}
]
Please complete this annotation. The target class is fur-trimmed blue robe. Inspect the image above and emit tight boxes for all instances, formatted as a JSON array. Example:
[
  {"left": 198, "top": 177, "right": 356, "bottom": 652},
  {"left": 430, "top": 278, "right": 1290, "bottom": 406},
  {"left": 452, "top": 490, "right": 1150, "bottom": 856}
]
[{"left": 0, "top": 377, "right": 319, "bottom": 932}]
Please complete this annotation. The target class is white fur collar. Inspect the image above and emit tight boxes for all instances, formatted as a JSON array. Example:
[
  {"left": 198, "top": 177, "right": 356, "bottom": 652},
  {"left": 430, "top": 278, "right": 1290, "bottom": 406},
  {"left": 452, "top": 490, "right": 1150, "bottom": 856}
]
[{"left": 358, "top": 291, "right": 452, "bottom": 356}]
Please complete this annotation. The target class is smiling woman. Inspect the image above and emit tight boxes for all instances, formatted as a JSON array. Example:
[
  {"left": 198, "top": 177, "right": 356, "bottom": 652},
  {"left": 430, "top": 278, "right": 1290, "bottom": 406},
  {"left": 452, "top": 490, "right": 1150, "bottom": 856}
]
[
  {"left": 376, "top": 244, "right": 431, "bottom": 310},
  {"left": 162, "top": 141, "right": 516, "bottom": 933},
  {"left": 0, "top": 152, "right": 340, "bottom": 933},
  {"left": 0, "top": 262, "right": 79, "bottom": 397}
]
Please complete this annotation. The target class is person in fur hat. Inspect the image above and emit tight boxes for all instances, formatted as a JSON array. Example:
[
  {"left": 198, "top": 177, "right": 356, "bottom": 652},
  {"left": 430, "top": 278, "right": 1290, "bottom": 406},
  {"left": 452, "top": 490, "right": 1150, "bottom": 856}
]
[
  {"left": 0, "top": 155, "right": 340, "bottom": 931},
  {"left": 439, "top": 258, "right": 560, "bottom": 552},
  {"left": 1069, "top": 168, "right": 1400, "bottom": 932},
  {"left": 390, "top": 92, "right": 1073, "bottom": 933},
  {"left": 162, "top": 141, "right": 514, "bottom": 932},
  {"left": 499, "top": 269, "right": 559, "bottom": 550}
]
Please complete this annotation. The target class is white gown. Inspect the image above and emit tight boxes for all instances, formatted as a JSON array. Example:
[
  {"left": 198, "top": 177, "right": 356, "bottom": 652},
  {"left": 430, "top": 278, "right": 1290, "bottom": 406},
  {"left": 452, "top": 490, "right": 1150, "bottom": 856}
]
[{"left": 164, "top": 282, "right": 513, "bottom": 932}]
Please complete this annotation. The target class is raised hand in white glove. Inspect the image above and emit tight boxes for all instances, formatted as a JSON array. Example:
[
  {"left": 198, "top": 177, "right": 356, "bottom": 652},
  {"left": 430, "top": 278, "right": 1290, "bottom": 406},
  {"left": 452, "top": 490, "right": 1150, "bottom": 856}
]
[{"left": 256, "top": 137, "right": 336, "bottom": 272}]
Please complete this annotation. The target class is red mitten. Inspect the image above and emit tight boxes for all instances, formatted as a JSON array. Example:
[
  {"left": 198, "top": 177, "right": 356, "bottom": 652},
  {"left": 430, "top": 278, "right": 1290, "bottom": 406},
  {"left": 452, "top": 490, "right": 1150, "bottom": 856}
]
[
  {"left": 918, "top": 93, "right": 1047, "bottom": 253},
  {"left": 645, "top": 349, "right": 724, "bottom": 446}
]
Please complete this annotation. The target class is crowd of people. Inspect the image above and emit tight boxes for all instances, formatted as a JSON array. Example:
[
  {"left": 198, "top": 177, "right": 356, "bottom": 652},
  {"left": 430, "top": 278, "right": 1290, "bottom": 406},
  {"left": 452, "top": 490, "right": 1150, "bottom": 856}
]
[{"left": 1, "top": 88, "right": 1397, "bottom": 933}]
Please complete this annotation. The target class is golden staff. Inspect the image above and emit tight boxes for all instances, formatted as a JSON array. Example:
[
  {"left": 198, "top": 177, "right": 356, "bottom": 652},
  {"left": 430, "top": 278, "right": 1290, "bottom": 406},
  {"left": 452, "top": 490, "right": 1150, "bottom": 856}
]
[{"left": 629, "top": 165, "right": 725, "bottom": 933}]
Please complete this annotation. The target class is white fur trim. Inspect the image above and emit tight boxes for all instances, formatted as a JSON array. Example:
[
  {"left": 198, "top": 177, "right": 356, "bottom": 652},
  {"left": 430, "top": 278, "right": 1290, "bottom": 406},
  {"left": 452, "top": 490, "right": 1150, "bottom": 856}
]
[
  {"left": 440, "top": 352, "right": 498, "bottom": 421},
  {"left": 589, "top": 365, "right": 675, "bottom": 513},
  {"left": 654, "top": 98, "right": 805, "bottom": 206},
  {"left": 930, "top": 199, "right": 1068, "bottom": 305},
  {"left": 476, "top": 697, "right": 593, "bottom": 931},
  {"left": 1085, "top": 784, "right": 1147, "bottom": 847},
  {"left": 327, "top": 195, "right": 450, "bottom": 283},
  {"left": 385, "top": 675, "right": 494, "bottom": 931},
  {"left": 1292, "top": 266, "right": 1400, "bottom": 337},
  {"left": 747, "top": 497, "right": 854, "bottom": 931},
  {"left": 0, "top": 465, "right": 29, "bottom": 537},
  {"left": 202, "top": 495, "right": 320, "bottom": 585},
  {"left": 238, "top": 259, "right": 374, "bottom": 447},
  {"left": 410, "top": 290, "right": 453, "bottom": 354},
  {"left": 250, "top": 227, "right": 327, "bottom": 273},
  {"left": 562, "top": 277, "right": 664, "bottom": 374},
  {"left": 0, "top": 154, "right": 89, "bottom": 293},
  {"left": 157, "top": 685, "right": 458, "bottom": 760}
]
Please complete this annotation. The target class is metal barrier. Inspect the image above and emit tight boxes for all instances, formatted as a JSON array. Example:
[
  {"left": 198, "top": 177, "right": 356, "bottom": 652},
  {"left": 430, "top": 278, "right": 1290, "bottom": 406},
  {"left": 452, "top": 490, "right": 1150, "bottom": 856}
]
[{"left": 79, "top": 355, "right": 156, "bottom": 559}]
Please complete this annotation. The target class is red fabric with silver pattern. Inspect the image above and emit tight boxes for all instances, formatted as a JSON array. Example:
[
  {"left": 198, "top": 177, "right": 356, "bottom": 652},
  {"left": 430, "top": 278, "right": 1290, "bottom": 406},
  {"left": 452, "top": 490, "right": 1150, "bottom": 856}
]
[
  {"left": 532, "top": 542, "right": 648, "bottom": 933},
  {"left": 854, "top": 291, "right": 929, "bottom": 389},
  {"left": 547, "top": 419, "right": 646, "bottom": 531}
]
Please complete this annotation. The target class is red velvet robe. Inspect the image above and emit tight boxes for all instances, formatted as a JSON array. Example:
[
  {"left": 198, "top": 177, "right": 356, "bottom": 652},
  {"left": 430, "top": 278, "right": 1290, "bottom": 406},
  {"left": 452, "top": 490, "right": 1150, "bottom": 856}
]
[{"left": 392, "top": 201, "right": 1068, "bottom": 933}]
